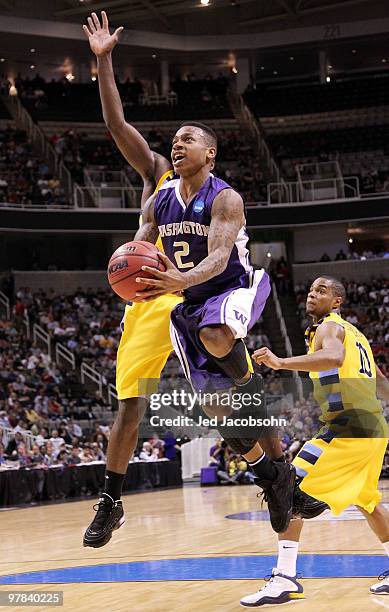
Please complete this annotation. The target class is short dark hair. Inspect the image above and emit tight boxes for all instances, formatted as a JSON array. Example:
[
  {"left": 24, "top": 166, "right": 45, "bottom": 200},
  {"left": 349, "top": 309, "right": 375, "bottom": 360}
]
[
  {"left": 179, "top": 121, "right": 217, "bottom": 148},
  {"left": 320, "top": 276, "right": 346, "bottom": 302}
]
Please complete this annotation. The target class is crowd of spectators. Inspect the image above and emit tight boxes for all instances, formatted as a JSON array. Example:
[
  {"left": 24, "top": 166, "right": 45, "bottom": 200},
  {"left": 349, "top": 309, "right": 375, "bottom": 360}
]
[
  {"left": 295, "top": 278, "right": 389, "bottom": 374},
  {"left": 0, "top": 126, "right": 66, "bottom": 206},
  {"left": 2, "top": 276, "right": 387, "bottom": 479},
  {"left": 319, "top": 247, "right": 389, "bottom": 262}
]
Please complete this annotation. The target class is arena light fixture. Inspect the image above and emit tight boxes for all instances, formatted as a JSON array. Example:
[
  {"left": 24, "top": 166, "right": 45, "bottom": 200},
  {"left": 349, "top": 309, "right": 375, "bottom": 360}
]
[
  {"left": 0, "top": 58, "right": 5, "bottom": 62},
  {"left": 232, "top": 66, "right": 238, "bottom": 74},
  {"left": 30, "top": 48, "right": 36, "bottom": 53},
  {"left": 260, "top": 66, "right": 265, "bottom": 70},
  {"left": 152, "top": 54, "right": 157, "bottom": 59},
  {"left": 326, "top": 75, "right": 331, "bottom": 82},
  {"left": 382, "top": 58, "right": 387, "bottom": 63},
  {"left": 289, "top": 56, "right": 294, "bottom": 61},
  {"left": 349, "top": 237, "right": 353, "bottom": 244},
  {"left": 91, "top": 75, "right": 97, "bottom": 81},
  {"left": 66, "top": 73, "right": 75, "bottom": 81},
  {"left": 266, "top": 252, "right": 272, "bottom": 258},
  {"left": 273, "top": 70, "right": 278, "bottom": 75},
  {"left": 30, "top": 64, "right": 35, "bottom": 69},
  {"left": 200, "top": 0, "right": 210, "bottom": 5}
]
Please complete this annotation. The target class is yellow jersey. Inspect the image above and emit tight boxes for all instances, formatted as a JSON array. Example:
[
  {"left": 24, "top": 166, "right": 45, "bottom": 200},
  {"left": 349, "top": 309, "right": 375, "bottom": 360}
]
[
  {"left": 138, "top": 170, "right": 173, "bottom": 251},
  {"left": 306, "top": 312, "right": 385, "bottom": 435}
]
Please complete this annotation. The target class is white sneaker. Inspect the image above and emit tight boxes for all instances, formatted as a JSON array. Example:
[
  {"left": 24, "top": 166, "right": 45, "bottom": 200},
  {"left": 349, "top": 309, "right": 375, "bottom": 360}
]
[
  {"left": 370, "top": 571, "right": 389, "bottom": 595},
  {"left": 240, "top": 569, "right": 304, "bottom": 607}
]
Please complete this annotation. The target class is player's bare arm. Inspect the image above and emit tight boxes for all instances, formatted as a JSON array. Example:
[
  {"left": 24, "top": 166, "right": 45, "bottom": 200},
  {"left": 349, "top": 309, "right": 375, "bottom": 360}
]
[
  {"left": 83, "top": 11, "right": 171, "bottom": 186},
  {"left": 253, "top": 321, "right": 345, "bottom": 371},
  {"left": 376, "top": 366, "right": 389, "bottom": 402},
  {"left": 135, "top": 189, "right": 244, "bottom": 300},
  {"left": 133, "top": 193, "right": 159, "bottom": 244}
]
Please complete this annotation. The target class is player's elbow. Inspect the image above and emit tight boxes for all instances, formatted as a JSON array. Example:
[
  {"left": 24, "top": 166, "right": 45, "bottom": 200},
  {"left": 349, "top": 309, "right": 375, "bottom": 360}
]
[
  {"left": 333, "top": 347, "right": 345, "bottom": 368},
  {"left": 104, "top": 116, "right": 125, "bottom": 134}
]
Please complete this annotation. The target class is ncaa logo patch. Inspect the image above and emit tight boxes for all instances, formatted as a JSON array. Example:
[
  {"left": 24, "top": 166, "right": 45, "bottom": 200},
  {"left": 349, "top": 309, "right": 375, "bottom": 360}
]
[{"left": 193, "top": 199, "right": 205, "bottom": 213}]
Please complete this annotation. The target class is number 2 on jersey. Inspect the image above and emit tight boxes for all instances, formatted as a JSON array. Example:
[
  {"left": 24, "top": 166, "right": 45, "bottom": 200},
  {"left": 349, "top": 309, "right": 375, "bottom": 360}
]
[
  {"left": 356, "top": 341, "right": 372, "bottom": 377},
  {"left": 173, "top": 241, "right": 194, "bottom": 269}
]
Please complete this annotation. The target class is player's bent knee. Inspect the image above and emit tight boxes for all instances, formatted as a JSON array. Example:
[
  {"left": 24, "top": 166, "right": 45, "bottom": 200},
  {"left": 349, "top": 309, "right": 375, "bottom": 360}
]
[
  {"left": 199, "top": 325, "right": 235, "bottom": 357},
  {"left": 219, "top": 437, "right": 257, "bottom": 456}
]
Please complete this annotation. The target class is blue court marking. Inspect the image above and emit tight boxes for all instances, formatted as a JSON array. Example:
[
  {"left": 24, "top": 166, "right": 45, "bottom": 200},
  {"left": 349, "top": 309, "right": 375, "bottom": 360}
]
[{"left": 0, "top": 555, "right": 386, "bottom": 584}]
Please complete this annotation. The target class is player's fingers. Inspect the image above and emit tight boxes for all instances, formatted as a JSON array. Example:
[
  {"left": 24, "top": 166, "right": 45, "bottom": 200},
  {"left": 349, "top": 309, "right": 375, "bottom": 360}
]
[
  {"left": 253, "top": 347, "right": 267, "bottom": 358},
  {"left": 91, "top": 12, "right": 101, "bottom": 29},
  {"left": 135, "top": 277, "right": 162, "bottom": 287},
  {"left": 87, "top": 17, "right": 96, "bottom": 32},
  {"left": 141, "top": 265, "right": 165, "bottom": 278},
  {"left": 113, "top": 26, "right": 124, "bottom": 38},
  {"left": 82, "top": 25, "right": 92, "bottom": 38},
  {"left": 158, "top": 252, "right": 173, "bottom": 267},
  {"left": 101, "top": 10, "right": 109, "bottom": 30}
]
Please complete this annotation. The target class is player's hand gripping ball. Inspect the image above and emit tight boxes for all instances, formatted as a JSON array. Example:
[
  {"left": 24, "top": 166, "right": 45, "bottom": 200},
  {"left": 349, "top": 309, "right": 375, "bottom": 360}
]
[{"left": 107, "top": 241, "right": 166, "bottom": 301}]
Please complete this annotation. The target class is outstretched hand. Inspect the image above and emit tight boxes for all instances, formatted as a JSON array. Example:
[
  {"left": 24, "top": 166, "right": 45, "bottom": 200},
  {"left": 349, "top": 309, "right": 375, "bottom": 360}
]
[
  {"left": 82, "top": 11, "right": 124, "bottom": 57},
  {"left": 135, "top": 252, "right": 189, "bottom": 302}
]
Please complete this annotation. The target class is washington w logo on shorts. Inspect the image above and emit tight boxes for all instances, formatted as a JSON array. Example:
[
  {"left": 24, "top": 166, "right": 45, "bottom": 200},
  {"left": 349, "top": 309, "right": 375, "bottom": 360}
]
[{"left": 234, "top": 310, "right": 248, "bottom": 324}]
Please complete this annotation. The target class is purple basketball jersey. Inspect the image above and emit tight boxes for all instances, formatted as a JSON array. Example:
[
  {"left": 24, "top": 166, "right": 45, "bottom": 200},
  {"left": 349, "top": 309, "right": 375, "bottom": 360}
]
[{"left": 154, "top": 175, "right": 253, "bottom": 301}]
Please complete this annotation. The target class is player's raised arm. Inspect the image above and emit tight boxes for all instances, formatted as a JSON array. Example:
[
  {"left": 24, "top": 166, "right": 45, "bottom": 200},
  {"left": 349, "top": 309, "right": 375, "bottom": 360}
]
[
  {"left": 253, "top": 321, "right": 345, "bottom": 372},
  {"left": 83, "top": 11, "right": 170, "bottom": 184}
]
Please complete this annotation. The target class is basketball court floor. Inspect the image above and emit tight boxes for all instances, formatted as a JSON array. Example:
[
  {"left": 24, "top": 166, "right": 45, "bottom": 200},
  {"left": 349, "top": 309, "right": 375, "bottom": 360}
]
[{"left": 1, "top": 483, "right": 388, "bottom": 611}]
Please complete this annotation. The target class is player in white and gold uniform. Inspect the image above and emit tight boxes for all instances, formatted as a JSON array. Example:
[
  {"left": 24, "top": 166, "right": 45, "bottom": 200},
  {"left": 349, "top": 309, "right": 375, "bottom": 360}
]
[{"left": 241, "top": 276, "right": 389, "bottom": 606}]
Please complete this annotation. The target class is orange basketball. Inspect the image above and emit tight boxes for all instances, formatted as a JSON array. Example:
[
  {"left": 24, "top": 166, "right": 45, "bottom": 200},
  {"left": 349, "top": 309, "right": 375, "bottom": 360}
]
[{"left": 107, "top": 240, "right": 166, "bottom": 301}]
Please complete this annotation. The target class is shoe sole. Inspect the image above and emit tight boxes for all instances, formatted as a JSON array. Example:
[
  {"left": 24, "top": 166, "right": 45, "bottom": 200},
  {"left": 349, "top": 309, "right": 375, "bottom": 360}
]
[
  {"left": 240, "top": 597, "right": 305, "bottom": 608},
  {"left": 83, "top": 516, "right": 125, "bottom": 548},
  {"left": 370, "top": 591, "right": 389, "bottom": 595}
]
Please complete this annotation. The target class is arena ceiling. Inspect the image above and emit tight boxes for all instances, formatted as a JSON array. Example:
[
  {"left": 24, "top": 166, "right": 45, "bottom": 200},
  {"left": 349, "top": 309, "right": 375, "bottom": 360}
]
[
  {"left": 0, "top": 0, "right": 388, "bottom": 80},
  {"left": 0, "top": 0, "right": 388, "bottom": 35}
]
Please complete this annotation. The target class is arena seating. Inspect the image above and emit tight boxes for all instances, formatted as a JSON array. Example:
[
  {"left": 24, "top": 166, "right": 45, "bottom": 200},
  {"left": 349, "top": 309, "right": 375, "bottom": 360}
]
[
  {"left": 268, "top": 125, "right": 389, "bottom": 190},
  {"left": 0, "top": 127, "right": 66, "bottom": 206},
  {"left": 48, "top": 127, "right": 268, "bottom": 203}
]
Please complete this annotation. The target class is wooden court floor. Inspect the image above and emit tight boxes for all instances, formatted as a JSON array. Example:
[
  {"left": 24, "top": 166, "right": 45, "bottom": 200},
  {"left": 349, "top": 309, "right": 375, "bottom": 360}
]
[{"left": 1, "top": 483, "right": 389, "bottom": 611}]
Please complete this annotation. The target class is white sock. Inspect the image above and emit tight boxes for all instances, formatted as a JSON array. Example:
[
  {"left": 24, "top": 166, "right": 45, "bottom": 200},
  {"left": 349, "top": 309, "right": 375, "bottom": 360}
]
[
  {"left": 382, "top": 541, "right": 389, "bottom": 556},
  {"left": 276, "top": 540, "right": 299, "bottom": 577}
]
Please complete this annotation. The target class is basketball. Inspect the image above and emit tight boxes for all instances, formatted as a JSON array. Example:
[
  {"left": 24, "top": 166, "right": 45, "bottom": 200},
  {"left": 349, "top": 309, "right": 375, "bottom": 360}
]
[{"left": 107, "top": 240, "right": 166, "bottom": 301}]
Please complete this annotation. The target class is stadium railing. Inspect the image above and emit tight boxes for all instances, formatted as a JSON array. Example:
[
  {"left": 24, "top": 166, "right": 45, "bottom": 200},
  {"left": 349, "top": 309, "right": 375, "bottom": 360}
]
[
  {"left": 0, "top": 290, "right": 10, "bottom": 319},
  {"left": 267, "top": 176, "right": 360, "bottom": 205},
  {"left": 55, "top": 343, "right": 76, "bottom": 371},
  {"left": 1, "top": 427, "right": 37, "bottom": 452},
  {"left": 272, "top": 283, "right": 303, "bottom": 400}
]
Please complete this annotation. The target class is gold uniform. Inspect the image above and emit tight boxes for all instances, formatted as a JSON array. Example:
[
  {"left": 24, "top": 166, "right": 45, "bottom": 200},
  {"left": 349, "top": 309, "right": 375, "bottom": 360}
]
[
  {"left": 293, "top": 312, "right": 388, "bottom": 515},
  {"left": 116, "top": 171, "right": 182, "bottom": 399}
]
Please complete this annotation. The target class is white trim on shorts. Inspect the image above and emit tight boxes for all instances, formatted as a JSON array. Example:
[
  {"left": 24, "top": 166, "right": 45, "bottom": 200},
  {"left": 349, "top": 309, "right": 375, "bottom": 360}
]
[
  {"left": 169, "top": 320, "right": 195, "bottom": 392},
  {"left": 221, "top": 268, "right": 265, "bottom": 339}
]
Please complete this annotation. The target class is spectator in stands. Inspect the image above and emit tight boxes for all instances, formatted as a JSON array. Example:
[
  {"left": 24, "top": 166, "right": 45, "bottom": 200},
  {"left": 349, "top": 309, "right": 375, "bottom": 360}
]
[
  {"left": 320, "top": 252, "right": 331, "bottom": 262},
  {"left": 209, "top": 439, "right": 236, "bottom": 484},
  {"left": 335, "top": 249, "right": 347, "bottom": 261},
  {"left": 139, "top": 442, "right": 153, "bottom": 462},
  {"left": 67, "top": 446, "right": 82, "bottom": 466}
]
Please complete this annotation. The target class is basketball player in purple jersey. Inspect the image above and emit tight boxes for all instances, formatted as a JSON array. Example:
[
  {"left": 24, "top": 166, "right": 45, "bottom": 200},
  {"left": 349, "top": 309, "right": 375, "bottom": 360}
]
[
  {"left": 134, "top": 122, "right": 297, "bottom": 531},
  {"left": 82, "top": 10, "right": 326, "bottom": 545}
]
